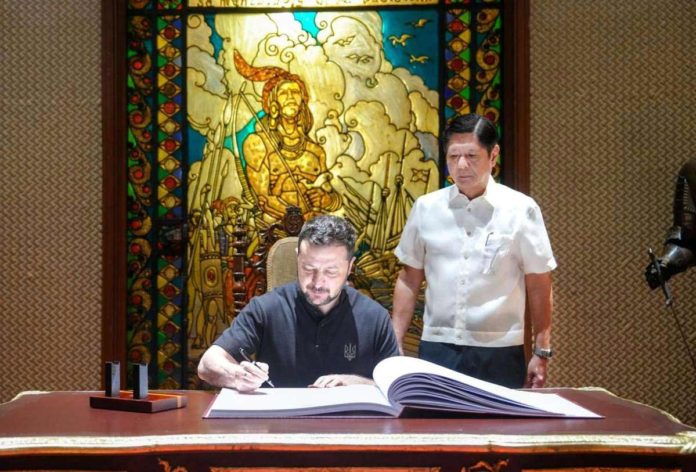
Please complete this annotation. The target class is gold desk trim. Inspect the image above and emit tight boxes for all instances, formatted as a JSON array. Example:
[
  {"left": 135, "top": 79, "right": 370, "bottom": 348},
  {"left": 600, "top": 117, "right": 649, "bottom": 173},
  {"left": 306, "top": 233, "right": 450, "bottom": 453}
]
[{"left": 1, "top": 432, "right": 695, "bottom": 456}]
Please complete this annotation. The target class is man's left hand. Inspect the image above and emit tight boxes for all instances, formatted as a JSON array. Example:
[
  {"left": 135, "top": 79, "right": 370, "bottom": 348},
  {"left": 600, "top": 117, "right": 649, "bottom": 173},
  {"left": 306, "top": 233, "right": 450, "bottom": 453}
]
[
  {"left": 310, "top": 374, "right": 373, "bottom": 388},
  {"left": 524, "top": 355, "right": 548, "bottom": 388}
]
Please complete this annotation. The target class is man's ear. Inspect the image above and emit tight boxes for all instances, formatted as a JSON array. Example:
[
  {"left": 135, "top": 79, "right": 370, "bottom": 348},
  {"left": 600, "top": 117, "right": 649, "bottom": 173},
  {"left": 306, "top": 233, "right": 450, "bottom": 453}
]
[{"left": 490, "top": 144, "right": 501, "bottom": 163}]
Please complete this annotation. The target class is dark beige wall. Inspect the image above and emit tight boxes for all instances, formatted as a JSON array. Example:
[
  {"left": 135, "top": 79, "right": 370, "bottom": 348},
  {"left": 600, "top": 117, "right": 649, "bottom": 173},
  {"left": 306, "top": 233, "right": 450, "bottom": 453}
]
[
  {"left": 0, "top": 1, "right": 102, "bottom": 400},
  {"left": 530, "top": 0, "right": 696, "bottom": 425},
  {"left": 0, "top": 0, "right": 694, "bottom": 426}
]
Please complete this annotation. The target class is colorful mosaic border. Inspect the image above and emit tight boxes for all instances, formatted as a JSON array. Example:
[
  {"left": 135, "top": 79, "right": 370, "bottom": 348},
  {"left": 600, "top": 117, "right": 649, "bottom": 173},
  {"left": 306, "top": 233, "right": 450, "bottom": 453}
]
[
  {"left": 126, "top": 13, "right": 187, "bottom": 389},
  {"left": 154, "top": 15, "right": 186, "bottom": 389},
  {"left": 126, "top": 15, "right": 157, "bottom": 382},
  {"left": 444, "top": 4, "right": 502, "bottom": 181}
]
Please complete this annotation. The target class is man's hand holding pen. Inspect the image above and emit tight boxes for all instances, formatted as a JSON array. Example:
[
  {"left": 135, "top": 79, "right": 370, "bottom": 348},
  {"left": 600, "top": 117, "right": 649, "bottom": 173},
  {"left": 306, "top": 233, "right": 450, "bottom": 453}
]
[{"left": 236, "top": 348, "right": 275, "bottom": 392}]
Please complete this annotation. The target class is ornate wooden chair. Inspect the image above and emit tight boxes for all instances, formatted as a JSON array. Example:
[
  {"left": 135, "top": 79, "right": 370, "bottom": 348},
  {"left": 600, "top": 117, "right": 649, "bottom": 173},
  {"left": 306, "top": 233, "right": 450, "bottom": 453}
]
[{"left": 265, "top": 236, "right": 299, "bottom": 291}]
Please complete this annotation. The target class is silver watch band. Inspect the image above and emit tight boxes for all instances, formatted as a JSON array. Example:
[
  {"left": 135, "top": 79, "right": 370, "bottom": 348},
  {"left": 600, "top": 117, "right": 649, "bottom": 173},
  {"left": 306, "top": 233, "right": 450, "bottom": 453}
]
[{"left": 533, "top": 347, "right": 553, "bottom": 359}]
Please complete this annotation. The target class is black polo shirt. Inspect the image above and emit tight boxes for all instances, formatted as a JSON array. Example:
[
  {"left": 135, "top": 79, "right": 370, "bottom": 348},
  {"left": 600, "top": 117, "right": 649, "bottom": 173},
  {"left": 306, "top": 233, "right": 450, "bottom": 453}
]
[{"left": 213, "top": 282, "right": 400, "bottom": 387}]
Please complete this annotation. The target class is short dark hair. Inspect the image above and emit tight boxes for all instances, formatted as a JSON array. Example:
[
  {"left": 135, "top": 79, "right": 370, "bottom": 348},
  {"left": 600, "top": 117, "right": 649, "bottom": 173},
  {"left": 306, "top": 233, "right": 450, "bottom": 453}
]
[
  {"left": 297, "top": 215, "right": 356, "bottom": 259},
  {"left": 442, "top": 114, "right": 498, "bottom": 154}
]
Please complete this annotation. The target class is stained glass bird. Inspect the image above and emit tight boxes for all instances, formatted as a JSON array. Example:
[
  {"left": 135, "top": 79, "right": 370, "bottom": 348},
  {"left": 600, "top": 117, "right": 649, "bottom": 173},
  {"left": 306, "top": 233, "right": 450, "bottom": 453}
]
[{"left": 388, "top": 34, "right": 413, "bottom": 47}]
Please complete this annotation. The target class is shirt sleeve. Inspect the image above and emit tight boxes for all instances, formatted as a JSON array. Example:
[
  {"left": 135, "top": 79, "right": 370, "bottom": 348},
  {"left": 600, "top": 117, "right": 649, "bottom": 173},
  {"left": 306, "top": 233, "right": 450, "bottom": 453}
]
[
  {"left": 373, "top": 310, "right": 401, "bottom": 362},
  {"left": 394, "top": 198, "right": 426, "bottom": 269},
  {"left": 213, "top": 298, "right": 264, "bottom": 362},
  {"left": 518, "top": 203, "right": 558, "bottom": 274}
]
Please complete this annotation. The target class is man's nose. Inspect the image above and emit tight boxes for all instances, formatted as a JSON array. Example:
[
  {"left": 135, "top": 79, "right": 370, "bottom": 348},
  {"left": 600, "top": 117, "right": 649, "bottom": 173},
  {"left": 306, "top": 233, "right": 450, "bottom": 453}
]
[
  {"left": 311, "top": 271, "right": 325, "bottom": 285},
  {"left": 456, "top": 156, "right": 470, "bottom": 169}
]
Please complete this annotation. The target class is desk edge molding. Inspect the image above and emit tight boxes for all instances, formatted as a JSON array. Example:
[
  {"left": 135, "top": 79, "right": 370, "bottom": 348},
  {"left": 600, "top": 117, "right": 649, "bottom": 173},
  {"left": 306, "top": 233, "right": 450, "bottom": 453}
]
[{"left": 1, "top": 432, "right": 695, "bottom": 456}]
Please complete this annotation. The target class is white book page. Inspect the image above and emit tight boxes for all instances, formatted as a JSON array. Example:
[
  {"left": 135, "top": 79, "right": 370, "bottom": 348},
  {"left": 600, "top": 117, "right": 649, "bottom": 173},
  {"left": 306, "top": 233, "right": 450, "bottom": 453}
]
[
  {"left": 206, "top": 384, "right": 395, "bottom": 417},
  {"left": 524, "top": 391, "right": 602, "bottom": 418},
  {"left": 373, "top": 357, "right": 600, "bottom": 418},
  {"left": 373, "top": 357, "right": 519, "bottom": 399}
]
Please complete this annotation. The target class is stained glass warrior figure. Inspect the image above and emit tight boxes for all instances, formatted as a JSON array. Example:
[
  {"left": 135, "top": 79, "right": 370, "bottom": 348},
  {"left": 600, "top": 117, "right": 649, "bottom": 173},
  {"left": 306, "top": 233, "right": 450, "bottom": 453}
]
[{"left": 234, "top": 51, "right": 342, "bottom": 221}]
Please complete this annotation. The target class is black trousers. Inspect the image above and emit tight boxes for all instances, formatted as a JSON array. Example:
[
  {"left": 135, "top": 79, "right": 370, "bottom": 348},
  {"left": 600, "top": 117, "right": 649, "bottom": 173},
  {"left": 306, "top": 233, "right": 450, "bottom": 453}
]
[{"left": 418, "top": 341, "right": 526, "bottom": 388}]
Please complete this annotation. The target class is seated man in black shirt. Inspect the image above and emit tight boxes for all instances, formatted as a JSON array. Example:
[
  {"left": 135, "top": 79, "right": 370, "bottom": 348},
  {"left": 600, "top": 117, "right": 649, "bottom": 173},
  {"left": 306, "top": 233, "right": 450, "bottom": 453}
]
[{"left": 198, "top": 215, "right": 400, "bottom": 392}]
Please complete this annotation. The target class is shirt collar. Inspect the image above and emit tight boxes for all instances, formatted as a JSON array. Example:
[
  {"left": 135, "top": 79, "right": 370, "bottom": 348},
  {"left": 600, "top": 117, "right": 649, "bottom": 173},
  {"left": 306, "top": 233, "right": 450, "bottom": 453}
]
[{"left": 448, "top": 176, "right": 500, "bottom": 209}]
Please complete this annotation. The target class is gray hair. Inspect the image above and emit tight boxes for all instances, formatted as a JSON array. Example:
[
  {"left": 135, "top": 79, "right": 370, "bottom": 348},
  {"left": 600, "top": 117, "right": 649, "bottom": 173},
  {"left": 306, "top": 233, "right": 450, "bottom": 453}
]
[{"left": 297, "top": 215, "right": 356, "bottom": 259}]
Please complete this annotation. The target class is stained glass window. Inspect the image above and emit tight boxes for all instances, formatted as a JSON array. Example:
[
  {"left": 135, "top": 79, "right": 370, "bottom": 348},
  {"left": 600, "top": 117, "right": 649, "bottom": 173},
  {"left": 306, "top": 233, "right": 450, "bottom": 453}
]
[{"left": 125, "top": 0, "right": 504, "bottom": 389}]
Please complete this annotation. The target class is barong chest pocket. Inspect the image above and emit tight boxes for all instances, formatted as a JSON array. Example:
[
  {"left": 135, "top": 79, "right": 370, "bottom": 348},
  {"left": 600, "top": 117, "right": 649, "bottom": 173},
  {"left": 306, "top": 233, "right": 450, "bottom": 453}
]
[{"left": 481, "top": 234, "right": 513, "bottom": 275}]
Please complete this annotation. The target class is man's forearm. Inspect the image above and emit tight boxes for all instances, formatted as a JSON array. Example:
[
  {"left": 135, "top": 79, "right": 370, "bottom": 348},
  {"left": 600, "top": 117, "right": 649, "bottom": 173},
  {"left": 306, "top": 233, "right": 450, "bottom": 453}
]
[
  {"left": 199, "top": 362, "right": 243, "bottom": 389},
  {"left": 198, "top": 345, "right": 245, "bottom": 389},
  {"left": 531, "top": 296, "right": 552, "bottom": 349},
  {"left": 198, "top": 352, "right": 243, "bottom": 389},
  {"left": 392, "top": 295, "right": 415, "bottom": 346},
  {"left": 392, "top": 267, "right": 425, "bottom": 348},
  {"left": 525, "top": 272, "right": 553, "bottom": 349}
]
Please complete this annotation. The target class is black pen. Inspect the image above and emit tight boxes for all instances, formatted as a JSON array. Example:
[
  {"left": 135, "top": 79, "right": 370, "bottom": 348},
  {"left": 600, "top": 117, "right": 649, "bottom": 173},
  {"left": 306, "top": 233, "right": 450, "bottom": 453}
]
[{"left": 239, "top": 348, "right": 275, "bottom": 388}]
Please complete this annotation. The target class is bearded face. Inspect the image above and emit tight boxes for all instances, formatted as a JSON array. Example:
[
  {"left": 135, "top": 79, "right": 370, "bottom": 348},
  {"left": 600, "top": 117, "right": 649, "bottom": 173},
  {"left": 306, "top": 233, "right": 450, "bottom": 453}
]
[
  {"left": 297, "top": 240, "right": 354, "bottom": 314},
  {"left": 275, "top": 81, "right": 303, "bottom": 119}
]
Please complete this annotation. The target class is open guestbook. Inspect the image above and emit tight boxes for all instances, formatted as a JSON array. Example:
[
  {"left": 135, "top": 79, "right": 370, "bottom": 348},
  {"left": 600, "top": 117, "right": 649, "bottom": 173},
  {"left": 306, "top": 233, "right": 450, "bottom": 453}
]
[{"left": 203, "top": 357, "right": 601, "bottom": 419}]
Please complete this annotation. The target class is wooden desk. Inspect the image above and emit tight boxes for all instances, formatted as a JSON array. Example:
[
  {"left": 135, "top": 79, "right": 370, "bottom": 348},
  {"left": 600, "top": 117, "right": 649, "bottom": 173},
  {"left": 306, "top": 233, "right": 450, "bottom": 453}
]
[{"left": 0, "top": 388, "right": 694, "bottom": 471}]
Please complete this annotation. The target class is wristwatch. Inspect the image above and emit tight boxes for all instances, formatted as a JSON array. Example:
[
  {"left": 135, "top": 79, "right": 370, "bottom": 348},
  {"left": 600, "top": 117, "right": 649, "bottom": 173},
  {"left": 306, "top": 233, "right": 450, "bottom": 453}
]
[{"left": 533, "top": 347, "right": 554, "bottom": 359}]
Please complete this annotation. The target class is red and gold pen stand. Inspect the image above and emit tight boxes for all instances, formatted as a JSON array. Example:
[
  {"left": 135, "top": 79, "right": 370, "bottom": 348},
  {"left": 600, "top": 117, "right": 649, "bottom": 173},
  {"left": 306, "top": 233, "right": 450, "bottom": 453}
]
[{"left": 89, "top": 362, "right": 187, "bottom": 413}]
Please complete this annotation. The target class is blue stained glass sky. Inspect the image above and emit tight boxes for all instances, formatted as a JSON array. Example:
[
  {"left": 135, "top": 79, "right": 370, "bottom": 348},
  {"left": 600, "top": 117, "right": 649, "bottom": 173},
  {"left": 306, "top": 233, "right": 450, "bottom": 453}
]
[
  {"left": 295, "top": 10, "right": 439, "bottom": 91},
  {"left": 294, "top": 12, "right": 320, "bottom": 38},
  {"left": 379, "top": 9, "right": 439, "bottom": 91}
]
